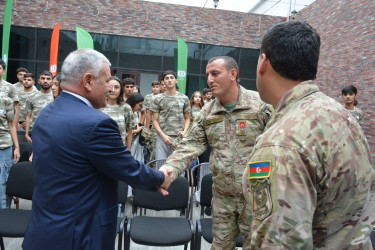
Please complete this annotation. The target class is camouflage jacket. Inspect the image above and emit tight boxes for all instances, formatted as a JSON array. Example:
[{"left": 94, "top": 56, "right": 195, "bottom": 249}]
[
  {"left": 26, "top": 91, "right": 53, "bottom": 130},
  {"left": 164, "top": 85, "right": 272, "bottom": 194},
  {"left": 243, "top": 81, "right": 374, "bottom": 249},
  {"left": 0, "top": 95, "right": 14, "bottom": 149},
  {"left": 347, "top": 106, "right": 363, "bottom": 126},
  {"left": 100, "top": 103, "right": 135, "bottom": 145},
  {"left": 149, "top": 92, "right": 191, "bottom": 136}
]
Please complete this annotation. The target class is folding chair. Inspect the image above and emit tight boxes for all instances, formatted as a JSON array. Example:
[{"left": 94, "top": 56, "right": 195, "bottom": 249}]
[
  {"left": 124, "top": 176, "right": 194, "bottom": 250},
  {"left": 0, "top": 162, "right": 33, "bottom": 250},
  {"left": 194, "top": 173, "right": 242, "bottom": 250},
  {"left": 145, "top": 158, "right": 166, "bottom": 170},
  {"left": 116, "top": 181, "right": 128, "bottom": 250}
]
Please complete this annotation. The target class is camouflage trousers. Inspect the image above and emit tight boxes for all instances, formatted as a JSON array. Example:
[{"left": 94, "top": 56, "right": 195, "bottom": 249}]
[
  {"left": 141, "top": 127, "right": 157, "bottom": 155},
  {"left": 211, "top": 189, "right": 252, "bottom": 250}
]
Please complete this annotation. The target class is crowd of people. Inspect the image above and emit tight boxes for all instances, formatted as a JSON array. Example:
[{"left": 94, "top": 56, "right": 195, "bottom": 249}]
[{"left": 0, "top": 20, "right": 373, "bottom": 250}]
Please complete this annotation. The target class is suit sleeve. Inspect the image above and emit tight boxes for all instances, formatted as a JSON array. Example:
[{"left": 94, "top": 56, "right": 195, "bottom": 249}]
[{"left": 87, "top": 116, "right": 164, "bottom": 190}]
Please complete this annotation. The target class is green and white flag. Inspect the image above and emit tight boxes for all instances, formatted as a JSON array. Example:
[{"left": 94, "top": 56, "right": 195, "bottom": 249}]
[
  {"left": 177, "top": 37, "right": 188, "bottom": 94},
  {"left": 76, "top": 26, "right": 94, "bottom": 50},
  {"left": 2, "top": 0, "right": 13, "bottom": 80}
]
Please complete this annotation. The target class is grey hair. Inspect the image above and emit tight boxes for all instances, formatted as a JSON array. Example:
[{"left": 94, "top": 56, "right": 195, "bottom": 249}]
[{"left": 60, "top": 49, "right": 111, "bottom": 86}]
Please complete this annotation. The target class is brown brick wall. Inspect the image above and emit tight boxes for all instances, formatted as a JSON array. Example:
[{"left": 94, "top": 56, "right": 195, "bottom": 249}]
[
  {"left": 0, "top": 0, "right": 283, "bottom": 48},
  {"left": 298, "top": 0, "right": 375, "bottom": 162}
]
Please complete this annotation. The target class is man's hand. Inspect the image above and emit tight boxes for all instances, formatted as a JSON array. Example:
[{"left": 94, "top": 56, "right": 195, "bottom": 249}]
[
  {"left": 177, "top": 130, "right": 185, "bottom": 137},
  {"left": 25, "top": 134, "right": 32, "bottom": 144},
  {"left": 162, "top": 134, "right": 173, "bottom": 146},
  {"left": 13, "top": 148, "right": 20, "bottom": 163},
  {"left": 159, "top": 167, "right": 173, "bottom": 196}
]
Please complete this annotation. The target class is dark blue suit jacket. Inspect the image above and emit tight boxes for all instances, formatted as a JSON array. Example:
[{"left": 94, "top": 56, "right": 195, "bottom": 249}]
[{"left": 23, "top": 92, "right": 164, "bottom": 250}]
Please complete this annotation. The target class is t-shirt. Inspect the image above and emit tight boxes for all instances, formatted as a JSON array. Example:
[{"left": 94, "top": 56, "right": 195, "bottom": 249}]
[
  {"left": 17, "top": 88, "right": 38, "bottom": 122},
  {"left": 0, "top": 80, "right": 19, "bottom": 103},
  {"left": 100, "top": 103, "right": 135, "bottom": 145},
  {"left": 26, "top": 91, "right": 54, "bottom": 131},
  {"left": 0, "top": 95, "right": 14, "bottom": 149},
  {"left": 149, "top": 92, "right": 191, "bottom": 136}
]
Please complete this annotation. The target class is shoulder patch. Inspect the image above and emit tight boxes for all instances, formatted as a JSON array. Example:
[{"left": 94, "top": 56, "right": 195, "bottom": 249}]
[
  {"left": 248, "top": 161, "right": 271, "bottom": 179},
  {"left": 203, "top": 116, "right": 223, "bottom": 126}
]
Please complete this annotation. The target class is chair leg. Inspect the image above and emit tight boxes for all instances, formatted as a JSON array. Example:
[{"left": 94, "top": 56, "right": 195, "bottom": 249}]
[
  {"left": 124, "top": 219, "right": 131, "bottom": 250},
  {"left": 0, "top": 237, "right": 5, "bottom": 250},
  {"left": 13, "top": 197, "right": 19, "bottom": 209}
]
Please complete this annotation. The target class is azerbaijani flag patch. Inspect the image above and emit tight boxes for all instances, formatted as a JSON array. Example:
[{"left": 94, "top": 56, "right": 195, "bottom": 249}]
[
  {"left": 239, "top": 121, "right": 246, "bottom": 135},
  {"left": 248, "top": 161, "right": 271, "bottom": 179}
]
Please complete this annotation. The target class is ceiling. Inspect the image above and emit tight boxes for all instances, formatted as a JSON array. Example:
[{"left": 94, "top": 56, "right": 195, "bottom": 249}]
[{"left": 142, "top": 0, "right": 317, "bottom": 17}]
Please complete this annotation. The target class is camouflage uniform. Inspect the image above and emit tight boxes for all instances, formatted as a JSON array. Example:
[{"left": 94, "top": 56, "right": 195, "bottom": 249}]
[
  {"left": 163, "top": 86, "right": 272, "bottom": 249},
  {"left": 191, "top": 106, "right": 201, "bottom": 122},
  {"left": 17, "top": 88, "right": 38, "bottom": 123},
  {"left": 143, "top": 94, "right": 159, "bottom": 155},
  {"left": 0, "top": 80, "right": 19, "bottom": 104},
  {"left": 243, "top": 81, "right": 375, "bottom": 249},
  {"left": 26, "top": 91, "right": 53, "bottom": 132},
  {"left": 347, "top": 106, "right": 363, "bottom": 126},
  {"left": 149, "top": 92, "right": 190, "bottom": 160},
  {"left": 14, "top": 82, "right": 37, "bottom": 92},
  {"left": 0, "top": 95, "right": 15, "bottom": 208},
  {"left": 100, "top": 103, "right": 135, "bottom": 145}
]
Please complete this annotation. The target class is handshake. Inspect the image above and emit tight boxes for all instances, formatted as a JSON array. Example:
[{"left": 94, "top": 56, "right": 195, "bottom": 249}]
[{"left": 158, "top": 166, "right": 174, "bottom": 196}]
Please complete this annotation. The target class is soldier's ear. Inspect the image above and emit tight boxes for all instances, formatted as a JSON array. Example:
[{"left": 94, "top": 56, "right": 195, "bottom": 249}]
[{"left": 258, "top": 53, "right": 268, "bottom": 75}]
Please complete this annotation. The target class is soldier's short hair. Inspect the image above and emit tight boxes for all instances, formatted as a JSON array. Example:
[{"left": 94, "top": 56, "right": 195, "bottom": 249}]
[
  {"left": 202, "top": 88, "right": 211, "bottom": 95},
  {"left": 24, "top": 73, "right": 35, "bottom": 80},
  {"left": 39, "top": 70, "right": 53, "bottom": 78},
  {"left": 151, "top": 80, "right": 160, "bottom": 86},
  {"left": 208, "top": 56, "right": 240, "bottom": 83},
  {"left": 17, "top": 67, "right": 29, "bottom": 74},
  {"left": 122, "top": 77, "right": 135, "bottom": 86},
  {"left": 342, "top": 85, "right": 358, "bottom": 95},
  {"left": 261, "top": 21, "right": 320, "bottom": 81},
  {"left": 162, "top": 70, "right": 177, "bottom": 80}
]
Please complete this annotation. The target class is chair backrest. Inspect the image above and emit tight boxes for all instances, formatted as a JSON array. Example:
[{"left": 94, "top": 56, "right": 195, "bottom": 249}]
[
  {"left": 17, "top": 129, "right": 28, "bottom": 143},
  {"left": 118, "top": 181, "right": 129, "bottom": 205},
  {"left": 133, "top": 176, "right": 189, "bottom": 211},
  {"left": 200, "top": 173, "right": 213, "bottom": 208},
  {"left": 19, "top": 142, "right": 33, "bottom": 162},
  {"left": 6, "top": 161, "right": 33, "bottom": 200},
  {"left": 145, "top": 159, "right": 166, "bottom": 170}
]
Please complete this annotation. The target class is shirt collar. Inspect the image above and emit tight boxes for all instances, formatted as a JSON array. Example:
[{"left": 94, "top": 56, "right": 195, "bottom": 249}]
[{"left": 62, "top": 90, "right": 93, "bottom": 108}]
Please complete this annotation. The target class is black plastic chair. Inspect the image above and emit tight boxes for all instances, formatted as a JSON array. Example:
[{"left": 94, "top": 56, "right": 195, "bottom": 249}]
[
  {"left": 124, "top": 176, "right": 194, "bottom": 250},
  {"left": 194, "top": 173, "right": 242, "bottom": 250},
  {"left": 18, "top": 142, "right": 33, "bottom": 162},
  {"left": 371, "top": 227, "right": 375, "bottom": 249},
  {"left": 16, "top": 129, "right": 28, "bottom": 143},
  {"left": 0, "top": 162, "right": 33, "bottom": 250},
  {"left": 116, "top": 181, "right": 128, "bottom": 250}
]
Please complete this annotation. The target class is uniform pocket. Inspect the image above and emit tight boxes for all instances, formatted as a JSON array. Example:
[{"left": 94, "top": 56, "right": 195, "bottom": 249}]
[
  {"left": 236, "top": 114, "right": 264, "bottom": 147},
  {"left": 249, "top": 178, "right": 273, "bottom": 221}
]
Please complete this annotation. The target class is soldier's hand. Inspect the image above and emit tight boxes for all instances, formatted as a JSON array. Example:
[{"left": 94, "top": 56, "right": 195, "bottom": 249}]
[
  {"left": 25, "top": 135, "right": 32, "bottom": 144},
  {"left": 160, "top": 167, "right": 173, "bottom": 193}
]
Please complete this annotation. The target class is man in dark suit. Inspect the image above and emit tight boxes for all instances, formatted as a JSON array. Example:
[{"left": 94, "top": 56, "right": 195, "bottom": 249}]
[{"left": 23, "top": 49, "right": 173, "bottom": 250}]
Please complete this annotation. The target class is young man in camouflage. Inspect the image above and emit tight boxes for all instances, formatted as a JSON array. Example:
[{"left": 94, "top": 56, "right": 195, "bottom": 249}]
[
  {"left": 0, "top": 95, "right": 20, "bottom": 208},
  {"left": 160, "top": 57, "right": 272, "bottom": 249},
  {"left": 150, "top": 70, "right": 191, "bottom": 160},
  {"left": 243, "top": 21, "right": 374, "bottom": 249},
  {"left": 13, "top": 67, "right": 36, "bottom": 92},
  {"left": 122, "top": 77, "right": 135, "bottom": 102},
  {"left": 17, "top": 73, "right": 38, "bottom": 130},
  {"left": 25, "top": 71, "right": 54, "bottom": 143},
  {"left": 0, "top": 59, "right": 19, "bottom": 126},
  {"left": 142, "top": 80, "right": 160, "bottom": 154},
  {"left": 342, "top": 85, "right": 363, "bottom": 125}
]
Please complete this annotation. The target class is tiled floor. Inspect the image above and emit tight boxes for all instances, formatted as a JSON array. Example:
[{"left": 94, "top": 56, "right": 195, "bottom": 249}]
[{"left": 2, "top": 198, "right": 222, "bottom": 250}]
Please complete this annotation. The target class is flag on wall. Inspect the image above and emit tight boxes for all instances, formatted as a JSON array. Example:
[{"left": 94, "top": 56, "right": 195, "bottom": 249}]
[
  {"left": 49, "top": 22, "right": 60, "bottom": 76},
  {"left": 177, "top": 37, "right": 188, "bottom": 94},
  {"left": 76, "top": 26, "right": 93, "bottom": 50},
  {"left": 1, "top": 0, "right": 13, "bottom": 81}
]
